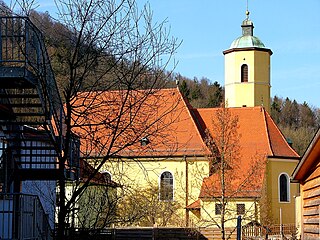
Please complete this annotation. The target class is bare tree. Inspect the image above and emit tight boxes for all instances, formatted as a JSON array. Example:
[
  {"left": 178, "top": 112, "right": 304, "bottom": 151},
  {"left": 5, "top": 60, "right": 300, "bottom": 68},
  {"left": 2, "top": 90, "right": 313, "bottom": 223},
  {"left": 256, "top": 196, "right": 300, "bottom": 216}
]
[
  {"left": 8, "top": 0, "right": 180, "bottom": 238},
  {"left": 116, "top": 184, "right": 183, "bottom": 227},
  {"left": 202, "top": 104, "right": 265, "bottom": 240},
  {"left": 54, "top": 1, "right": 180, "bottom": 239}
]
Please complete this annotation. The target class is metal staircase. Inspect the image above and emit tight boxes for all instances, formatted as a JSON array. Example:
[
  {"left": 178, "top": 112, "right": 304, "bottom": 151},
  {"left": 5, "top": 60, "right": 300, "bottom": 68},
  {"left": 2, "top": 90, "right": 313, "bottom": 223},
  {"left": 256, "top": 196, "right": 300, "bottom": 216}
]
[
  {"left": 0, "top": 15, "right": 80, "bottom": 239},
  {"left": 0, "top": 16, "right": 79, "bottom": 185}
]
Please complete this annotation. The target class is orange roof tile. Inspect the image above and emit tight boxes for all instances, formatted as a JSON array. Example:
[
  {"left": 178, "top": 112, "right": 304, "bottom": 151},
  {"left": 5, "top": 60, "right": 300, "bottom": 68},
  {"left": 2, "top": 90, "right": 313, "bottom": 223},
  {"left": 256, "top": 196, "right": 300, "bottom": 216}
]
[
  {"left": 71, "top": 88, "right": 299, "bottom": 198},
  {"left": 195, "top": 106, "right": 299, "bottom": 199},
  {"left": 71, "top": 88, "right": 209, "bottom": 158},
  {"left": 80, "top": 159, "right": 118, "bottom": 186},
  {"left": 186, "top": 199, "right": 201, "bottom": 209},
  {"left": 196, "top": 107, "right": 298, "bottom": 159},
  {"left": 264, "top": 110, "right": 299, "bottom": 157}
]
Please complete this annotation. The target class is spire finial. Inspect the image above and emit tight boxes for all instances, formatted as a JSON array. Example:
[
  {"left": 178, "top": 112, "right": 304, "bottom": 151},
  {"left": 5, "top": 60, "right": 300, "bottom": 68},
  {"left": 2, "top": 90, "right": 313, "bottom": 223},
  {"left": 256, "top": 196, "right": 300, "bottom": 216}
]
[{"left": 246, "top": 0, "right": 250, "bottom": 20}]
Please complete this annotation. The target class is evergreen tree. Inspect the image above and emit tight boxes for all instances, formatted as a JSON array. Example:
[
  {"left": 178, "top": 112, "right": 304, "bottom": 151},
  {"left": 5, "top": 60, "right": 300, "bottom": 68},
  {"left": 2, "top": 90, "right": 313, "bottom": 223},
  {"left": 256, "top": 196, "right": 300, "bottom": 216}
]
[{"left": 179, "top": 79, "right": 190, "bottom": 100}]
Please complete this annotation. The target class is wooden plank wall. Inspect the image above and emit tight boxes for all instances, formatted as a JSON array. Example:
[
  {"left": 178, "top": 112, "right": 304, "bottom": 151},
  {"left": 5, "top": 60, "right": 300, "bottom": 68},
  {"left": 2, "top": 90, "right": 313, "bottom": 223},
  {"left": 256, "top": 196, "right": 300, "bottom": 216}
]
[{"left": 302, "top": 160, "right": 320, "bottom": 239}]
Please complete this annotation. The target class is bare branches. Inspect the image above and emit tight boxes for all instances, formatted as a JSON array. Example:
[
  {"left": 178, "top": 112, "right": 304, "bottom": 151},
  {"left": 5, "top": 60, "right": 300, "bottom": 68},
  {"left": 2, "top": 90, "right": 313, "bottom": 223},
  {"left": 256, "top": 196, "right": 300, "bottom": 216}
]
[
  {"left": 52, "top": 0, "right": 180, "bottom": 97},
  {"left": 203, "top": 104, "right": 265, "bottom": 240},
  {"left": 5, "top": 0, "right": 181, "bottom": 236},
  {"left": 47, "top": 0, "right": 181, "bottom": 237}
]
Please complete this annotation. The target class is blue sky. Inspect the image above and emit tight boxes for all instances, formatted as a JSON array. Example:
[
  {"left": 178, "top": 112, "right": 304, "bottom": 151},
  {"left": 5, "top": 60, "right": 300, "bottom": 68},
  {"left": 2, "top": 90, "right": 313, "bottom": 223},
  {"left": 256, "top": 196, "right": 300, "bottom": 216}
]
[{"left": 5, "top": 0, "right": 320, "bottom": 107}]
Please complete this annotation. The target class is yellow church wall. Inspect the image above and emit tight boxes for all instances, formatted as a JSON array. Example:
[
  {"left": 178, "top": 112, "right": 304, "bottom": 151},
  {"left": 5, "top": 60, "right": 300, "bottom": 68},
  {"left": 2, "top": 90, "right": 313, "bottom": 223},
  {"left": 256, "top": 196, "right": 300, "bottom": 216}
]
[
  {"left": 224, "top": 49, "right": 271, "bottom": 112},
  {"left": 99, "top": 156, "right": 210, "bottom": 225},
  {"left": 234, "top": 83, "right": 255, "bottom": 107},
  {"left": 198, "top": 198, "right": 259, "bottom": 228},
  {"left": 254, "top": 84, "right": 270, "bottom": 112},
  {"left": 253, "top": 51, "right": 271, "bottom": 112},
  {"left": 266, "top": 157, "right": 299, "bottom": 224},
  {"left": 294, "top": 195, "right": 302, "bottom": 238}
]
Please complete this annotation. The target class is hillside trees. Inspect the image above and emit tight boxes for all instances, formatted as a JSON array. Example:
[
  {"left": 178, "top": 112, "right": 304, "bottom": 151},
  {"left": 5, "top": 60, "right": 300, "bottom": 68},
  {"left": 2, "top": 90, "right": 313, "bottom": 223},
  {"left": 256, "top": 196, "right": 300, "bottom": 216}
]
[
  {"left": 10, "top": 0, "right": 181, "bottom": 239},
  {"left": 177, "top": 75, "right": 224, "bottom": 108},
  {"left": 271, "top": 96, "right": 319, "bottom": 155}
]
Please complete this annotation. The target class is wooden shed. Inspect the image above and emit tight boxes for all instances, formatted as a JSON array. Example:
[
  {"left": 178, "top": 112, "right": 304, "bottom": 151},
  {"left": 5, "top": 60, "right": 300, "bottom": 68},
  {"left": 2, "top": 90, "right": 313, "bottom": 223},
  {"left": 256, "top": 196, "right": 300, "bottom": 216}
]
[{"left": 292, "top": 128, "right": 320, "bottom": 240}]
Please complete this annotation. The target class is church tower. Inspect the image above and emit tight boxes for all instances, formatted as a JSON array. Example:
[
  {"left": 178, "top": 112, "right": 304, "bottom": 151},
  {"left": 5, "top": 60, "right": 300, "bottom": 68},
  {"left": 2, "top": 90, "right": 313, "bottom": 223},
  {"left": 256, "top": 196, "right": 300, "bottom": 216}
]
[{"left": 223, "top": 11, "right": 272, "bottom": 113}]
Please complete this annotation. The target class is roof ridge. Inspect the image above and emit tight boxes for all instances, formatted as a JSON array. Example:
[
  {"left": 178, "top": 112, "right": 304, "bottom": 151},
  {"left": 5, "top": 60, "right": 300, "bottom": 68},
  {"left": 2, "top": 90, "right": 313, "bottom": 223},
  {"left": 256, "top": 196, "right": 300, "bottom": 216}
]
[
  {"left": 261, "top": 107, "right": 274, "bottom": 156},
  {"left": 264, "top": 108, "right": 299, "bottom": 158},
  {"left": 77, "top": 88, "right": 177, "bottom": 95},
  {"left": 176, "top": 88, "right": 210, "bottom": 154}
]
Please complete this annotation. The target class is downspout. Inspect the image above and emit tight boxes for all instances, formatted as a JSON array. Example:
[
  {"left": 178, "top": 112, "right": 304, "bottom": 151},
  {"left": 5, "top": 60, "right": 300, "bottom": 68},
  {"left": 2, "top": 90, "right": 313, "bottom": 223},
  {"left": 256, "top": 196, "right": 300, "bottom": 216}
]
[{"left": 185, "top": 155, "right": 189, "bottom": 227}]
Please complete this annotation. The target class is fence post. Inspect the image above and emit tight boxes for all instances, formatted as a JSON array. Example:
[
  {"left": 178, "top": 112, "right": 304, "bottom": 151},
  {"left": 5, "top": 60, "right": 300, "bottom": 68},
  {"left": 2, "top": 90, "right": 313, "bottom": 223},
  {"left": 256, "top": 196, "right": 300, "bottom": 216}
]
[
  {"left": 152, "top": 223, "right": 158, "bottom": 240},
  {"left": 280, "top": 208, "right": 283, "bottom": 240},
  {"left": 112, "top": 224, "right": 116, "bottom": 240},
  {"left": 0, "top": 18, "right": 2, "bottom": 62},
  {"left": 237, "top": 215, "right": 242, "bottom": 240}
]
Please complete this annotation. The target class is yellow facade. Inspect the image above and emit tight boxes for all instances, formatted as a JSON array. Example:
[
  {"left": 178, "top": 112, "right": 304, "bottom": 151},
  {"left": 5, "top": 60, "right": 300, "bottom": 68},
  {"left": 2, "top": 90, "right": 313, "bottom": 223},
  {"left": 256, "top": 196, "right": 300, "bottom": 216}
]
[
  {"left": 188, "top": 157, "right": 299, "bottom": 227},
  {"left": 196, "top": 199, "right": 259, "bottom": 228},
  {"left": 224, "top": 49, "right": 272, "bottom": 113},
  {"left": 266, "top": 157, "right": 300, "bottom": 224},
  {"left": 101, "top": 156, "right": 210, "bottom": 226}
]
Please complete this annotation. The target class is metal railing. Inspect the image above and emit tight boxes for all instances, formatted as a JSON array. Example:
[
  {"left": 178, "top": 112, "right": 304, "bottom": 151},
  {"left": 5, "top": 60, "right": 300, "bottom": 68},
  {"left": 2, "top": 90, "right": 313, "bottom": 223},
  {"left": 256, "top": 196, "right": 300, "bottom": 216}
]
[
  {"left": 0, "top": 16, "right": 80, "bottom": 179},
  {"left": 0, "top": 16, "right": 64, "bottom": 156},
  {"left": 0, "top": 193, "right": 53, "bottom": 240}
]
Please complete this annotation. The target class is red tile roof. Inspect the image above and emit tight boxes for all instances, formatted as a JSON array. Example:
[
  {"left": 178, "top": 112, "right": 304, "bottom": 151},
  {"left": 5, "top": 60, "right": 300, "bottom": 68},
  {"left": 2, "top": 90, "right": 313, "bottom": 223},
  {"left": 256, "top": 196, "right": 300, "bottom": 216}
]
[
  {"left": 195, "top": 107, "right": 299, "bottom": 199},
  {"left": 71, "top": 88, "right": 209, "bottom": 158},
  {"left": 71, "top": 88, "right": 299, "bottom": 198},
  {"left": 196, "top": 106, "right": 298, "bottom": 159},
  {"left": 80, "top": 159, "right": 118, "bottom": 187},
  {"left": 186, "top": 199, "right": 201, "bottom": 209}
]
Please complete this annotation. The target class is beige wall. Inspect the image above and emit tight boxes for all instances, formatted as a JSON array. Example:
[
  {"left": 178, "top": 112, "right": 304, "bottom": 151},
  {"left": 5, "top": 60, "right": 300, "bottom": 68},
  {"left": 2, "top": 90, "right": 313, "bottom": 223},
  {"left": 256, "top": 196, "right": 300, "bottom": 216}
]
[{"left": 92, "top": 155, "right": 298, "bottom": 227}]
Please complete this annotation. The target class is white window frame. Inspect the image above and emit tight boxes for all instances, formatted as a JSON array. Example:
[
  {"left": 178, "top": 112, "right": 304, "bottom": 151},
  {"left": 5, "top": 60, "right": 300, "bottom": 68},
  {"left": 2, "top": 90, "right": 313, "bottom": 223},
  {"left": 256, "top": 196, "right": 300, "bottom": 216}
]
[
  {"left": 158, "top": 170, "right": 174, "bottom": 201},
  {"left": 278, "top": 172, "right": 290, "bottom": 203},
  {"left": 100, "top": 170, "right": 112, "bottom": 180}
]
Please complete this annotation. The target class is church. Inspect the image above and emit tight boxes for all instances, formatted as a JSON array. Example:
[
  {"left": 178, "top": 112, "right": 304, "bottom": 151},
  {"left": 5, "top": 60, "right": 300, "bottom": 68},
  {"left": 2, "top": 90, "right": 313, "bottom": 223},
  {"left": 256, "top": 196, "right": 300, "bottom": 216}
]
[{"left": 73, "top": 11, "right": 300, "bottom": 228}]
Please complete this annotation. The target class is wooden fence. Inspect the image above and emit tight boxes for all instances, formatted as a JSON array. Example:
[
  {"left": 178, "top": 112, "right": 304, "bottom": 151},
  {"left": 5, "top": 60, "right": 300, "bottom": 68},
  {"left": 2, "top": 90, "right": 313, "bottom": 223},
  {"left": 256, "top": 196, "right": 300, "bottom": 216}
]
[
  {"left": 65, "top": 227, "right": 237, "bottom": 240},
  {"left": 242, "top": 224, "right": 297, "bottom": 239},
  {"left": 65, "top": 225, "right": 296, "bottom": 240}
]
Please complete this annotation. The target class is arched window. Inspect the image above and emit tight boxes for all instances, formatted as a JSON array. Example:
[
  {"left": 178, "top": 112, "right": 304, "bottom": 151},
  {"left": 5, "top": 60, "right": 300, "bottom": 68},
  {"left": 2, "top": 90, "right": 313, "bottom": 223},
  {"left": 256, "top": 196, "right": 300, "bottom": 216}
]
[
  {"left": 241, "top": 64, "right": 248, "bottom": 82},
  {"left": 101, "top": 171, "right": 112, "bottom": 182},
  {"left": 279, "top": 173, "right": 290, "bottom": 202},
  {"left": 159, "top": 171, "right": 173, "bottom": 201}
]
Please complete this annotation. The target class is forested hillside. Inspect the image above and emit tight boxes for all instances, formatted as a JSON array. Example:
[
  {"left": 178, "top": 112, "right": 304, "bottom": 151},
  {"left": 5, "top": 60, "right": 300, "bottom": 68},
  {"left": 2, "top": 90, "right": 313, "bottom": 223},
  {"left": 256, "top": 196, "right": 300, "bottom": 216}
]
[{"left": 271, "top": 96, "right": 320, "bottom": 155}]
